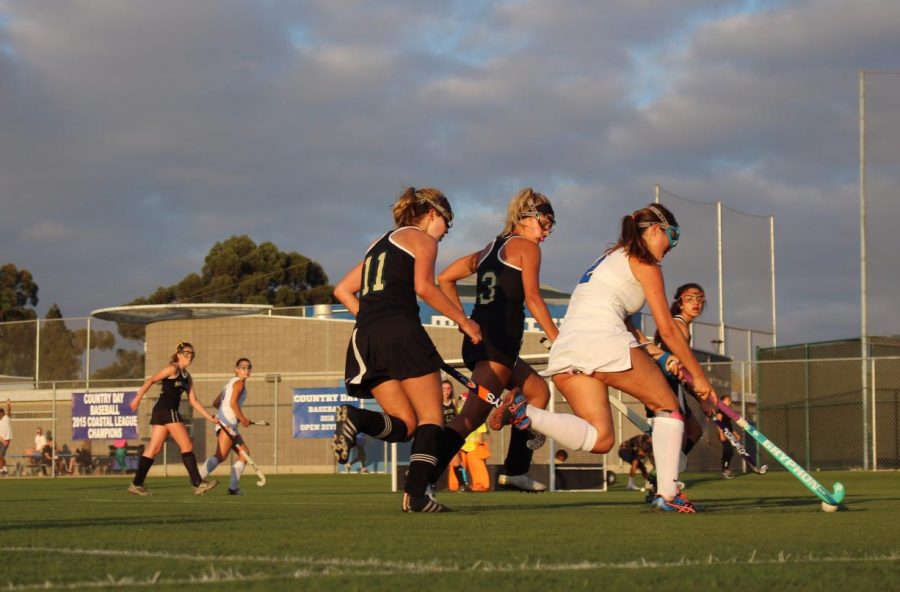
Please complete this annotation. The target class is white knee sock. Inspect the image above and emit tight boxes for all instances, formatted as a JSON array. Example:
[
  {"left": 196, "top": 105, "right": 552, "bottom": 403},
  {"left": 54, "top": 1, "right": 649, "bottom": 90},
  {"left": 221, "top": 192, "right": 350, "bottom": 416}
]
[
  {"left": 652, "top": 416, "right": 685, "bottom": 499},
  {"left": 230, "top": 460, "right": 246, "bottom": 490},
  {"left": 526, "top": 405, "right": 598, "bottom": 452},
  {"left": 200, "top": 456, "right": 219, "bottom": 479}
]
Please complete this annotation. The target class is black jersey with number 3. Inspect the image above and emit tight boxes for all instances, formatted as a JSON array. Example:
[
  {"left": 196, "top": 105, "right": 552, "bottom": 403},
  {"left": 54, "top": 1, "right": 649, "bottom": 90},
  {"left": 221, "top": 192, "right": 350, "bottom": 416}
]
[
  {"left": 471, "top": 235, "right": 525, "bottom": 329},
  {"left": 356, "top": 228, "right": 421, "bottom": 327}
]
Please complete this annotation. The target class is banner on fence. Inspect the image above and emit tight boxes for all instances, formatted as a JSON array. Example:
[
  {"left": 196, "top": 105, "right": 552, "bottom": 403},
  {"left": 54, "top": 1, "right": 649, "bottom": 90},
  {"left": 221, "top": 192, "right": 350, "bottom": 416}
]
[
  {"left": 71, "top": 391, "right": 139, "bottom": 440},
  {"left": 292, "top": 387, "right": 357, "bottom": 438}
]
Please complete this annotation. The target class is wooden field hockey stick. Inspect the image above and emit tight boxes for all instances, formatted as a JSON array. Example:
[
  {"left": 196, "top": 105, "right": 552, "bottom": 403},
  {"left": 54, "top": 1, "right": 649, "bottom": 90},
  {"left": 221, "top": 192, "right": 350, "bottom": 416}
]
[{"left": 218, "top": 422, "right": 267, "bottom": 487}]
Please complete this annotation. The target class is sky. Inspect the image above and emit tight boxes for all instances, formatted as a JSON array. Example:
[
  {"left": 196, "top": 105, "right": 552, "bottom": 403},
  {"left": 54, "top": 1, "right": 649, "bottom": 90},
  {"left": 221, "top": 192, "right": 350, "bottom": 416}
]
[{"left": 2, "top": 0, "right": 899, "bottom": 351}]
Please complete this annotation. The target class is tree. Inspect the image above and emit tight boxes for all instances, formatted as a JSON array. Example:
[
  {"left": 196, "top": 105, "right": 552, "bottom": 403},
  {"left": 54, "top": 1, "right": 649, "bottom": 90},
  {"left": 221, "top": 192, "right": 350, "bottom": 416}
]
[
  {"left": 117, "top": 236, "right": 336, "bottom": 341},
  {"left": 0, "top": 263, "right": 39, "bottom": 378},
  {"left": 0, "top": 263, "right": 39, "bottom": 322},
  {"left": 39, "top": 304, "right": 115, "bottom": 382},
  {"left": 92, "top": 349, "right": 145, "bottom": 380}
]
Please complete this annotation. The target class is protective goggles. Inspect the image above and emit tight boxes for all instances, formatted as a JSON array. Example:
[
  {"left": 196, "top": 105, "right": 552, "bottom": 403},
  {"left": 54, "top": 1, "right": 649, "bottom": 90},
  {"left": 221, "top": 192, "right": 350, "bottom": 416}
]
[
  {"left": 522, "top": 202, "right": 556, "bottom": 232},
  {"left": 638, "top": 206, "right": 679, "bottom": 249}
]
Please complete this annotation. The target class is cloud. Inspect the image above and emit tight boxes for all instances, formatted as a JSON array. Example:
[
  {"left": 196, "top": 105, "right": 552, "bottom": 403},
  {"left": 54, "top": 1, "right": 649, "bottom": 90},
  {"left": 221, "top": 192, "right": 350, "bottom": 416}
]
[{"left": 1, "top": 0, "right": 898, "bottom": 348}]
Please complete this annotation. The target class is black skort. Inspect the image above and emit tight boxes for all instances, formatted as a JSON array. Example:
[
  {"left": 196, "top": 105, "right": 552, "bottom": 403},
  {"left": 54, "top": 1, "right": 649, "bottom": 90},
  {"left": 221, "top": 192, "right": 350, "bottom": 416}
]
[{"left": 345, "top": 316, "right": 442, "bottom": 399}]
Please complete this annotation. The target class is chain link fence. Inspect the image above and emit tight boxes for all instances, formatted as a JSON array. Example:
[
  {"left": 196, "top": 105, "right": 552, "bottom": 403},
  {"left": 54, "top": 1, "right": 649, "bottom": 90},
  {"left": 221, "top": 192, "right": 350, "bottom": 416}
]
[{"left": 4, "top": 357, "right": 895, "bottom": 480}]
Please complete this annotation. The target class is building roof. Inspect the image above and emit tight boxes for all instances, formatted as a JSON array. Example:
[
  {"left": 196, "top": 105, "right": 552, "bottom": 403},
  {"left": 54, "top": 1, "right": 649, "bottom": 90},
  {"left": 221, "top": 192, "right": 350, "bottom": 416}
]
[{"left": 91, "top": 303, "right": 273, "bottom": 325}]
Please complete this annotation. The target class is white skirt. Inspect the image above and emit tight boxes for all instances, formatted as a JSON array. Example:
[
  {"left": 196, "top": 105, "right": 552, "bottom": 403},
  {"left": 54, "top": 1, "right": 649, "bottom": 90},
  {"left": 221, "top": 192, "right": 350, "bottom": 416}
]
[{"left": 542, "top": 327, "right": 638, "bottom": 376}]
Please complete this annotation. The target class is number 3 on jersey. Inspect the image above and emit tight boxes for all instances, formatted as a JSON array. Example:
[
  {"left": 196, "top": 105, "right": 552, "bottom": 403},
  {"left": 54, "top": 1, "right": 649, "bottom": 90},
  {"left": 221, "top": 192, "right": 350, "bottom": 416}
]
[
  {"left": 477, "top": 271, "right": 498, "bottom": 305},
  {"left": 361, "top": 251, "right": 387, "bottom": 295}
]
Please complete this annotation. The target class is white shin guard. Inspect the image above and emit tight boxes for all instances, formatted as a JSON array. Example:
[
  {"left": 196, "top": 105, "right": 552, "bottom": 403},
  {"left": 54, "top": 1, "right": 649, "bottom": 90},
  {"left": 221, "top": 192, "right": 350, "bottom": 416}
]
[
  {"left": 526, "top": 405, "right": 599, "bottom": 452},
  {"left": 200, "top": 456, "right": 220, "bottom": 479},
  {"left": 651, "top": 415, "right": 685, "bottom": 499},
  {"left": 231, "top": 460, "right": 246, "bottom": 491}
]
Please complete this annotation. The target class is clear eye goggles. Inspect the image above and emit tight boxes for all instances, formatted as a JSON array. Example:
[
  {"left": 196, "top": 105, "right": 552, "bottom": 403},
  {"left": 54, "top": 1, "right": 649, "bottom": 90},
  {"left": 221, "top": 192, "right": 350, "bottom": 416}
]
[{"left": 522, "top": 202, "right": 556, "bottom": 233}]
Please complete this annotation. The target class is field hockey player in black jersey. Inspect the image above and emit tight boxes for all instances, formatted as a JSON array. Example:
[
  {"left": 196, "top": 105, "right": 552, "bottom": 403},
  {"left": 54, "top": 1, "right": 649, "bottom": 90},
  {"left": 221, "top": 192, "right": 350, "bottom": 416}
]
[
  {"left": 433, "top": 188, "right": 559, "bottom": 493},
  {"left": 332, "top": 187, "right": 481, "bottom": 513},
  {"left": 127, "top": 342, "right": 220, "bottom": 496}
]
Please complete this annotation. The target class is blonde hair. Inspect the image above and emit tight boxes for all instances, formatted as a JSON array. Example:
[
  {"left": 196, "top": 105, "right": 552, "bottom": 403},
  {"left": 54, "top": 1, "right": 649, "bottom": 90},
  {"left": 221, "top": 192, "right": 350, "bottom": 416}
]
[
  {"left": 501, "top": 188, "right": 554, "bottom": 236},
  {"left": 391, "top": 187, "right": 453, "bottom": 228}
]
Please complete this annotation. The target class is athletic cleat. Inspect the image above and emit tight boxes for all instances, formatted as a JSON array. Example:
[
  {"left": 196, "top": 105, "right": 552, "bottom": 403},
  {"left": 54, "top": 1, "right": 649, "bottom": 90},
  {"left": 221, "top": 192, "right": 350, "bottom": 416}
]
[
  {"left": 128, "top": 484, "right": 153, "bottom": 496},
  {"left": 227, "top": 488, "right": 246, "bottom": 496},
  {"left": 723, "top": 469, "right": 734, "bottom": 480},
  {"left": 626, "top": 483, "right": 641, "bottom": 491},
  {"left": 487, "top": 390, "right": 531, "bottom": 431},
  {"left": 525, "top": 429, "right": 546, "bottom": 450},
  {"left": 332, "top": 405, "right": 357, "bottom": 464},
  {"left": 498, "top": 473, "right": 546, "bottom": 493},
  {"left": 651, "top": 492, "right": 702, "bottom": 513},
  {"left": 403, "top": 492, "right": 453, "bottom": 513},
  {"left": 425, "top": 483, "right": 438, "bottom": 502},
  {"left": 194, "top": 479, "right": 219, "bottom": 496}
]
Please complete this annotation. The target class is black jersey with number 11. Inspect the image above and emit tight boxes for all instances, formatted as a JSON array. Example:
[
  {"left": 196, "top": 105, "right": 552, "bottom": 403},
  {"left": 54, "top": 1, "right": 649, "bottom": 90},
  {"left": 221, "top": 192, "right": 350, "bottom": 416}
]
[{"left": 356, "top": 228, "right": 420, "bottom": 327}]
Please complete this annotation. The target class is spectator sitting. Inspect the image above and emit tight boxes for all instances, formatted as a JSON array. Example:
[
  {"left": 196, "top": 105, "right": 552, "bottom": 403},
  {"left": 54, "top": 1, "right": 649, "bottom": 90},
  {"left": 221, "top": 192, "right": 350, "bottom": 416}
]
[
  {"left": 75, "top": 441, "right": 94, "bottom": 475},
  {"left": 555, "top": 449, "right": 569, "bottom": 464},
  {"left": 41, "top": 436, "right": 54, "bottom": 476},
  {"left": 57, "top": 443, "right": 76, "bottom": 475},
  {"left": 112, "top": 438, "right": 128, "bottom": 472},
  {"left": 24, "top": 426, "right": 47, "bottom": 459},
  {"left": 554, "top": 448, "right": 570, "bottom": 490}
]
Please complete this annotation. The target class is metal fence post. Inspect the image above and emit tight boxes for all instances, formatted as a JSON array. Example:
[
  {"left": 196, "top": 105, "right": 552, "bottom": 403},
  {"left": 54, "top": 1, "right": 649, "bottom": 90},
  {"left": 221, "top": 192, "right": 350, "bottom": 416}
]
[
  {"left": 871, "top": 358, "right": 877, "bottom": 470},
  {"left": 804, "top": 345, "right": 811, "bottom": 470}
]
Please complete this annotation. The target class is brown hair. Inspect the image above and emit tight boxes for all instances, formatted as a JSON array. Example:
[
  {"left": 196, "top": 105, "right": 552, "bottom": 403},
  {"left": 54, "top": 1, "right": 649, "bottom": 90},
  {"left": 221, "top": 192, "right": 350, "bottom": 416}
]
[
  {"left": 391, "top": 187, "right": 453, "bottom": 228},
  {"left": 608, "top": 203, "right": 678, "bottom": 264},
  {"left": 501, "top": 188, "right": 555, "bottom": 236},
  {"left": 170, "top": 341, "right": 195, "bottom": 364}
]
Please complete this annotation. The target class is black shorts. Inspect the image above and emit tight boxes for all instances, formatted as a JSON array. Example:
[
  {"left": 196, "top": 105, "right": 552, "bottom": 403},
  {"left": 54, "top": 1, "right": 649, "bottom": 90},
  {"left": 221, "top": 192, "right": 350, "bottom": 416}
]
[
  {"left": 618, "top": 448, "right": 641, "bottom": 464},
  {"left": 645, "top": 377, "right": 694, "bottom": 419},
  {"left": 344, "top": 316, "right": 442, "bottom": 399},
  {"left": 462, "top": 317, "right": 522, "bottom": 371},
  {"left": 150, "top": 407, "right": 184, "bottom": 426}
]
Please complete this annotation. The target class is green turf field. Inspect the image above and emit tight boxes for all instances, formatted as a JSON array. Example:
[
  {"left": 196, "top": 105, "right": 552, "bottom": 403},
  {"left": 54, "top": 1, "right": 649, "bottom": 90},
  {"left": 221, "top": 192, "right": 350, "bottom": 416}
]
[{"left": 2, "top": 470, "right": 898, "bottom": 591}]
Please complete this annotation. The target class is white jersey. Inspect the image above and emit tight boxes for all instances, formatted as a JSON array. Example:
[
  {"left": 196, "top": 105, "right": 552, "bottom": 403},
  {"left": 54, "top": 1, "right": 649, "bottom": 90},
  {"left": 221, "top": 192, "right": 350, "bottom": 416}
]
[
  {"left": 216, "top": 377, "right": 247, "bottom": 430},
  {"left": 545, "top": 248, "right": 646, "bottom": 375}
]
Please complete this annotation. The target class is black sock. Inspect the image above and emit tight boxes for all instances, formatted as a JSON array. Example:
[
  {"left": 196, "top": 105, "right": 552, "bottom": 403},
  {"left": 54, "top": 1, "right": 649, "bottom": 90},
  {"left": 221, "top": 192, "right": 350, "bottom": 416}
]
[
  {"left": 503, "top": 426, "right": 534, "bottom": 476},
  {"left": 430, "top": 427, "right": 466, "bottom": 484},
  {"left": 133, "top": 455, "right": 154, "bottom": 486},
  {"left": 181, "top": 452, "right": 202, "bottom": 486},
  {"left": 352, "top": 407, "right": 409, "bottom": 442},
  {"left": 405, "top": 424, "right": 442, "bottom": 497}
]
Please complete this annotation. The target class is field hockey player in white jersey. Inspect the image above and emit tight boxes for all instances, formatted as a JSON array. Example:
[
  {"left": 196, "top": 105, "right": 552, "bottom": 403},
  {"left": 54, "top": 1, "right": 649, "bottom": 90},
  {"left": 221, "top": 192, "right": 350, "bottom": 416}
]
[
  {"left": 199, "top": 358, "right": 255, "bottom": 495},
  {"left": 490, "top": 203, "right": 718, "bottom": 513}
]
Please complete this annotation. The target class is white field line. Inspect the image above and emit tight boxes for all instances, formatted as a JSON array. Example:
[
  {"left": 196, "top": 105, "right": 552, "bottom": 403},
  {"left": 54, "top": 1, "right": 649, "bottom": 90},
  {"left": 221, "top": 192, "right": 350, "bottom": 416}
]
[{"left": 3, "top": 546, "right": 899, "bottom": 590}]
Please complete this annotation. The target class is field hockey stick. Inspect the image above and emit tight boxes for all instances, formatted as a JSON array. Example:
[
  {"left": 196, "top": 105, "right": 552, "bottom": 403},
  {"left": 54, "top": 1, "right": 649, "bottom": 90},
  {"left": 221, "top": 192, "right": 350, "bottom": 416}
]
[
  {"left": 679, "top": 369, "right": 844, "bottom": 505},
  {"left": 714, "top": 401, "right": 842, "bottom": 505},
  {"left": 440, "top": 363, "right": 505, "bottom": 409},
  {"left": 218, "top": 422, "right": 267, "bottom": 487},
  {"left": 712, "top": 417, "right": 768, "bottom": 474}
]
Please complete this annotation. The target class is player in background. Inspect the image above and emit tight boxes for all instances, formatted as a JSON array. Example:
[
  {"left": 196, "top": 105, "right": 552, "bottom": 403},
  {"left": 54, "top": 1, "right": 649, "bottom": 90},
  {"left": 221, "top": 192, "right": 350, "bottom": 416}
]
[
  {"left": 618, "top": 433, "right": 653, "bottom": 491},
  {"left": 491, "top": 203, "right": 718, "bottom": 513},
  {"left": 128, "top": 342, "right": 219, "bottom": 496},
  {"left": 650, "top": 283, "right": 707, "bottom": 457},
  {"left": 716, "top": 394, "right": 740, "bottom": 479},
  {"left": 441, "top": 380, "right": 470, "bottom": 491},
  {"left": 433, "top": 188, "right": 559, "bottom": 493},
  {"left": 332, "top": 187, "right": 481, "bottom": 513},
  {"left": 199, "top": 358, "right": 255, "bottom": 495}
]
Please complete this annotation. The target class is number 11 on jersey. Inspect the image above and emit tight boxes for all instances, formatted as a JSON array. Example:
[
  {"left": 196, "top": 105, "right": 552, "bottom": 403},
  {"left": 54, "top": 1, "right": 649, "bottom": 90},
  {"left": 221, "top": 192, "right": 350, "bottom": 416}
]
[{"left": 362, "top": 251, "right": 387, "bottom": 295}]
